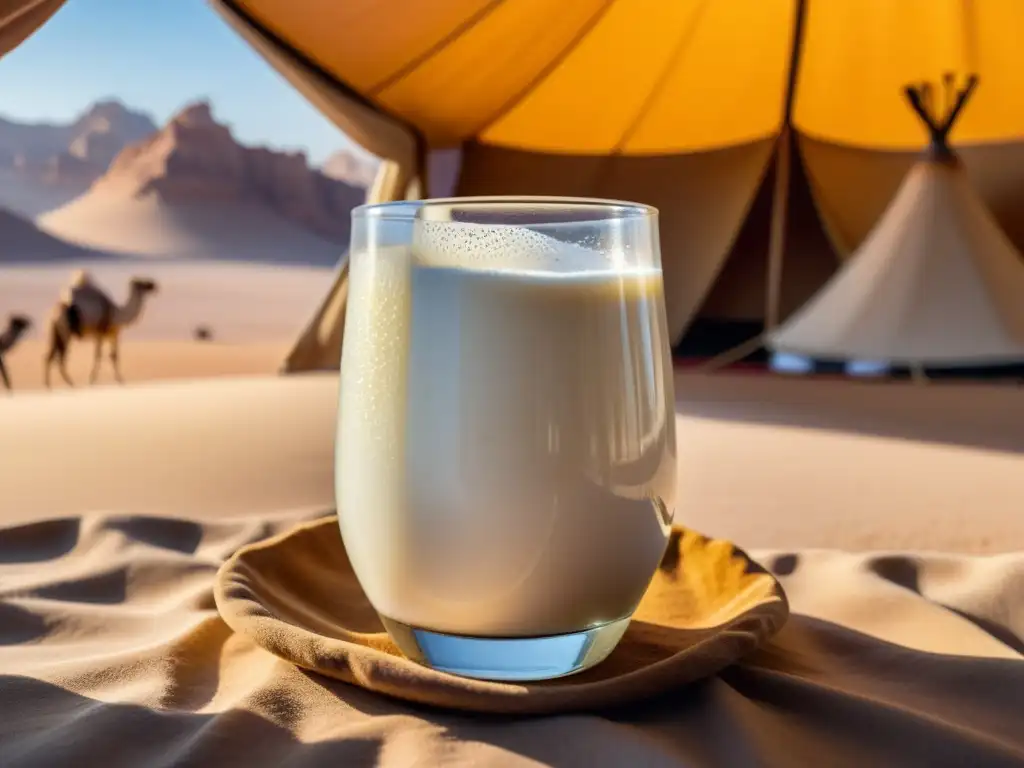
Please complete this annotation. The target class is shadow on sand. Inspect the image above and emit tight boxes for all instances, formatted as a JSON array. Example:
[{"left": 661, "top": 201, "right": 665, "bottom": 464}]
[{"left": 676, "top": 372, "right": 1024, "bottom": 456}]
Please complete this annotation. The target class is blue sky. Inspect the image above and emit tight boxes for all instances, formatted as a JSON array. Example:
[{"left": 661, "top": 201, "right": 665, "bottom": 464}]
[{"left": 0, "top": 0, "right": 366, "bottom": 164}]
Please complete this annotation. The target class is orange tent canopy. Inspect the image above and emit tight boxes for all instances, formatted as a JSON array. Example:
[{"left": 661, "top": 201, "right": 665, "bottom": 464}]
[{"left": 232, "top": 0, "right": 1024, "bottom": 153}]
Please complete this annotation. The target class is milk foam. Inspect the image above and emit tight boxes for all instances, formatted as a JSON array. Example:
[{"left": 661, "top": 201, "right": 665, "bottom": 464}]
[{"left": 413, "top": 220, "right": 630, "bottom": 275}]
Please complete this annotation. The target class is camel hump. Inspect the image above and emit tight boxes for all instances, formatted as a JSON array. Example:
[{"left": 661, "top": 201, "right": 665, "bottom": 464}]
[
  {"left": 58, "top": 270, "right": 92, "bottom": 307},
  {"left": 69, "top": 269, "right": 92, "bottom": 289}
]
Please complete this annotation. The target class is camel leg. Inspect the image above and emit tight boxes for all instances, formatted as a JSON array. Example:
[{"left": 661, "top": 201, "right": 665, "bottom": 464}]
[
  {"left": 90, "top": 336, "right": 104, "bottom": 385},
  {"left": 44, "top": 343, "right": 59, "bottom": 389},
  {"left": 57, "top": 349, "right": 74, "bottom": 387},
  {"left": 44, "top": 324, "right": 54, "bottom": 389},
  {"left": 44, "top": 350, "right": 71, "bottom": 389},
  {"left": 0, "top": 354, "right": 10, "bottom": 393},
  {"left": 110, "top": 333, "right": 124, "bottom": 384},
  {"left": 52, "top": 341, "right": 74, "bottom": 388},
  {"left": 45, "top": 321, "right": 74, "bottom": 389}
]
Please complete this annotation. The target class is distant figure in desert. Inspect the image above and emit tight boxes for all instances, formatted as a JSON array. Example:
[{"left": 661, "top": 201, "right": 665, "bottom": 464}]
[
  {"left": 45, "top": 270, "right": 159, "bottom": 388},
  {"left": 0, "top": 314, "right": 32, "bottom": 393}
]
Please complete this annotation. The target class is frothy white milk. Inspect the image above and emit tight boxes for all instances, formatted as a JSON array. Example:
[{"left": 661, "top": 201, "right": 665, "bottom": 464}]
[{"left": 337, "top": 228, "right": 676, "bottom": 637}]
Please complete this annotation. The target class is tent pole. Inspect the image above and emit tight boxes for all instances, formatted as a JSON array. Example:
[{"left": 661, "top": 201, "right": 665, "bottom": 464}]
[
  {"left": 697, "top": 126, "right": 791, "bottom": 375},
  {"left": 694, "top": 129, "right": 790, "bottom": 375},
  {"left": 699, "top": 0, "right": 806, "bottom": 375},
  {"left": 765, "top": 127, "right": 791, "bottom": 330},
  {"left": 764, "top": 0, "right": 807, "bottom": 333},
  {"left": 280, "top": 150, "right": 422, "bottom": 373},
  {"left": 408, "top": 131, "right": 430, "bottom": 199}
]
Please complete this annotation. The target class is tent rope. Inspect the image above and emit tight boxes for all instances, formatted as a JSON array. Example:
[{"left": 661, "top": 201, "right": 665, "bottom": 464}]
[
  {"left": 693, "top": 333, "right": 766, "bottom": 373},
  {"left": 904, "top": 73, "right": 979, "bottom": 163}
]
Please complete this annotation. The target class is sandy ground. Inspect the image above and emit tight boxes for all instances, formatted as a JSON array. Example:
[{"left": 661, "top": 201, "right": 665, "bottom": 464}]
[{"left": 4, "top": 339, "right": 291, "bottom": 390}]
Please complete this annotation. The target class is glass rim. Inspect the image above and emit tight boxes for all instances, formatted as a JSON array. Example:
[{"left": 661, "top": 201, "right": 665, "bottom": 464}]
[{"left": 352, "top": 196, "right": 658, "bottom": 222}]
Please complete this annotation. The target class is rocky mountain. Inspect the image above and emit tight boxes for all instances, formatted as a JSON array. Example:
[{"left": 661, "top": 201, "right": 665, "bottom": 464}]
[
  {"left": 0, "top": 99, "right": 157, "bottom": 170},
  {"left": 90, "top": 101, "right": 365, "bottom": 244},
  {"left": 0, "top": 100, "right": 159, "bottom": 217},
  {"left": 321, "top": 149, "right": 378, "bottom": 189},
  {"left": 1, "top": 98, "right": 366, "bottom": 251}
]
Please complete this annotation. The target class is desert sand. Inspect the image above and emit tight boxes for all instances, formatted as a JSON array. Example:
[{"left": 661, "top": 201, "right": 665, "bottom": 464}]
[{"left": 5, "top": 338, "right": 289, "bottom": 389}]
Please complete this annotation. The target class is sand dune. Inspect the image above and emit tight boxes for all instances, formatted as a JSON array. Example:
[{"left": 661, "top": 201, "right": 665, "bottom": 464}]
[{"left": 38, "top": 191, "right": 346, "bottom": 265}]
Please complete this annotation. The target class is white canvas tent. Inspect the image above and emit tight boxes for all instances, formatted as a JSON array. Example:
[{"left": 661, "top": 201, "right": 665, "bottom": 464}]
[{"left": 769, "top": 76, "right": 1024, "bottom": 365}]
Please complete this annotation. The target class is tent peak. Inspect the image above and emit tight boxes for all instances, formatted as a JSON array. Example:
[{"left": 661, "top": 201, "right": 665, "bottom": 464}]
[{"left": 903, "top": 73, "right": 979, "bottom": 164}]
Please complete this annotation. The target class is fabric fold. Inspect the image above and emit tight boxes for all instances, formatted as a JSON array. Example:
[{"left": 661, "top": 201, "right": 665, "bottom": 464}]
[{"left": 1, "top": 511, "right": 1023, "bottom": 767}]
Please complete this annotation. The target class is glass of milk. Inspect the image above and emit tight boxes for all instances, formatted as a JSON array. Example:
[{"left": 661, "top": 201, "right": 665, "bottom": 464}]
[{"left": 336, "top": 197, "right": 676, "bottom": 681}]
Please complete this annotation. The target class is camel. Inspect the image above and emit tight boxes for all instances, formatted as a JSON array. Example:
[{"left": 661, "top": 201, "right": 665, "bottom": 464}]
[
  {"left": 45, "top": 270, "right": 159, "bottom": 388},
  {"left": 0, "top": 314, "right": 32, "bottom": 393}
]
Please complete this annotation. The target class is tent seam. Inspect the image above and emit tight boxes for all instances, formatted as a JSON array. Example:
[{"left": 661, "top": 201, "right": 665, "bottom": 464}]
[
  {"left": 608, "top": 0, "right": 712, "bottom": 155},
  {"left": 471, "top": 0, "right": 621, "bottom": 139},
  {"left": 369, "top": 0, "right": 512, "bottom": 95}
]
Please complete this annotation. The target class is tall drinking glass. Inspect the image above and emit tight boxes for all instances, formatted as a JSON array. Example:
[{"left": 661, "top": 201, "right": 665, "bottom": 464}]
[{"left": 336, "top": 197, "right": 676, "bottom": 681}]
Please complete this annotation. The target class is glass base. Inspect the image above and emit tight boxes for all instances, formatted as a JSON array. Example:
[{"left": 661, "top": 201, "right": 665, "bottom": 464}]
[{"left": 379, "top": 614, "right": 632, "bottom": 681}]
